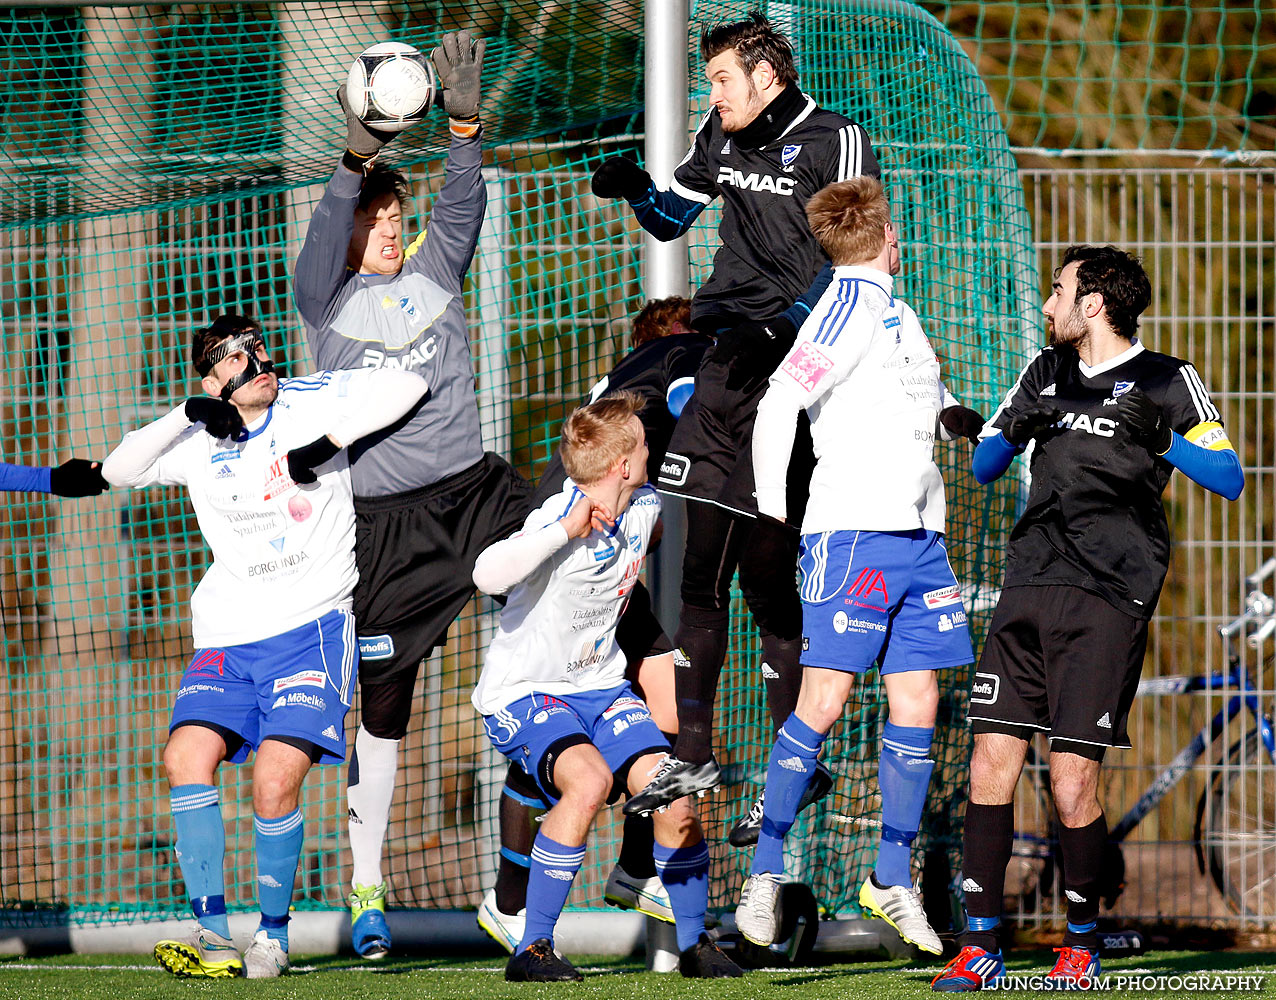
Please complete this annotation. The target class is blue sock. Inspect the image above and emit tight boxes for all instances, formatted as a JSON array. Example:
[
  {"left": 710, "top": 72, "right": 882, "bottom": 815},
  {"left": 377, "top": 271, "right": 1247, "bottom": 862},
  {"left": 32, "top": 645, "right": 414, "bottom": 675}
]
[
  {"left": 171, "top": 784, "right": 229, "bottom": 938},
  {"left": 653, "top": 840, "right": 710, "bottom": 952},
  {"left": 752, "top": 714, "right": 827, "bottom": 876},
  {"left": 254, "top": 809, "right": 304, "bottom": 948},
  {"left": 518, "top": 831, "right": 584, "bottom": 953},
  {"left": 875, "top": 721, "right": 935, "bottom": 887}
]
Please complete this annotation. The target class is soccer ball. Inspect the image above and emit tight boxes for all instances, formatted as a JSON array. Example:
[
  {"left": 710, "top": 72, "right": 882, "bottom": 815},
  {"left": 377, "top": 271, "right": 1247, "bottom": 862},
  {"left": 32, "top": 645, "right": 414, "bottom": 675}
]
[{"left": 345, "top": 42, "right": 436, "bottom": 132}]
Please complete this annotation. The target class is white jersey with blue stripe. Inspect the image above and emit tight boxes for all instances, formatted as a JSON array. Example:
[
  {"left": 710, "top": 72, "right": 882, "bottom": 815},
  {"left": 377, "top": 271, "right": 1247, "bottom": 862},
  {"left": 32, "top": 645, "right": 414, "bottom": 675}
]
[
  {"left": 117, "top": 371, "right": 377, "bottom": 648},
  {"left": 753, "top": 265, "right": 947, "bottom": 534},
  {"left": 471, "top": 479, "right": 661, "bottom": 716}
]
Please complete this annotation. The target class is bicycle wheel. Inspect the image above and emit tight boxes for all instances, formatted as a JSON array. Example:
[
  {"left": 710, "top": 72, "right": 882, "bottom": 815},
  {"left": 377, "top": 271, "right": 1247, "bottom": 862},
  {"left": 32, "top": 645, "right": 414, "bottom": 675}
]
[{"left": 1204, "top": 729, "right": 1276, "bottom": 916}]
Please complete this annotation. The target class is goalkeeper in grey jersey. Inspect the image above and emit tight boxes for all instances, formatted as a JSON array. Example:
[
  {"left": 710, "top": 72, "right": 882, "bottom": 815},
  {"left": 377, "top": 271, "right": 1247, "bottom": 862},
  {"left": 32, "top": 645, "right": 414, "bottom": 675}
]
[{"left": 293, "top": 29, "right": 531, "bottom": 959}]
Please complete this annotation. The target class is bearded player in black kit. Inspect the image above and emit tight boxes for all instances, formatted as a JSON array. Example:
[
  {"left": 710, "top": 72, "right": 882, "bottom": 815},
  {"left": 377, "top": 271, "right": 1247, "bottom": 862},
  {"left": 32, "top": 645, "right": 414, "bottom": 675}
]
[
  {"left": 932, "top": 245, "right": 1243, "bottom": 991},
  {"left": 591, "top": 10, "right": 884, "bottom": 826}
]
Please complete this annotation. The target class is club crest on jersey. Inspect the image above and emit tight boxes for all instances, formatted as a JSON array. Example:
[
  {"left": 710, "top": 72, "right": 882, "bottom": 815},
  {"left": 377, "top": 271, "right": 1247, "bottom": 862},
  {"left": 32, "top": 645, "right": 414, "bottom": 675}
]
[
  {"left": 382, "top": 294, "right": 419, "bottom": 320},
  {"left": 1112, "top": 380, "right": 1135, "bottom": 397},
  {"left": 781, "top": 143, "right": 802, "bottom": 171}
]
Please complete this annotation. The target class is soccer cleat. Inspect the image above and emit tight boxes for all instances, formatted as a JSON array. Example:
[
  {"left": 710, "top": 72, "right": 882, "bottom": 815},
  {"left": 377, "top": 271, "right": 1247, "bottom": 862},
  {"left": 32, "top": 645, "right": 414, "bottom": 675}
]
[
  {"left": 349, "top": 881, "right": 391, "bottom": 960},
  {"left": 603, "top": 863, "right": 674, "bottom": 923},
  {"left": 728, "top": 760, "right": 835, "bottom": 847},
  {"left": 623, "top": 756, "right": 722, "bottom": 816},
  {"left": 505, "top": 938, "right": 584, "bottom": 982},
  {"left": 153, "top": 924, "right": 244, "bottom": 979},
  {"left": 859, "top": 874, "right": 943, "bottom": 955},
  {"left": 243, "top": 929, "right": 289, "bottom": 979},
  {"left": 679, "top": 933, "right": 743, "bottom": 978},
  {"left": 735, "top": 871, "right": 782, "bottom": 945},
  {"left": 1046, "top": 946, "right": 1101, "bottom": 988},
  {"left": 477, "top": 887, "right": 526, "bottom": 954},
  {"left": 931, "top": 945, "right": 1006, "bottom": 992}
]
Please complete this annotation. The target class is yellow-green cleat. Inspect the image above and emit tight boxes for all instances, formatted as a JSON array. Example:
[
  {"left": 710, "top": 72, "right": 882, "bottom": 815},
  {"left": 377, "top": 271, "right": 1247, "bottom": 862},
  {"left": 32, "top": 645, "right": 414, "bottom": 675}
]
[
  {"left": 350, "top": 881, "right": 391, "bottom": 960},
  {"left": 153, "top": 924, "right": 244, "bottom": 978}
]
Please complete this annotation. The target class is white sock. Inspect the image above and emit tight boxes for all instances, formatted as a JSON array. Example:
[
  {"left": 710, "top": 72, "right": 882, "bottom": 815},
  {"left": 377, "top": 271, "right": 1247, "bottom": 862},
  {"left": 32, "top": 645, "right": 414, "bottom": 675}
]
[{"left": 347, "top": 725, "right": 400, "bottom": 889}]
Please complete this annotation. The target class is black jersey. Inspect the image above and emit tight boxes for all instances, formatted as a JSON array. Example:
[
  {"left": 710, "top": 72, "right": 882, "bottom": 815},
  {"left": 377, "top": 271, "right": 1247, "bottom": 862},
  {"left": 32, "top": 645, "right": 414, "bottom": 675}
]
[
  {"left": 985, "top": 341, "right": 1230, "bottom": 619},
  {"left": 671, "top": 92, "right": 879, "bottom": 329},
  {"left": 531, "top": 333, "right": 714, "bottom": 507}
]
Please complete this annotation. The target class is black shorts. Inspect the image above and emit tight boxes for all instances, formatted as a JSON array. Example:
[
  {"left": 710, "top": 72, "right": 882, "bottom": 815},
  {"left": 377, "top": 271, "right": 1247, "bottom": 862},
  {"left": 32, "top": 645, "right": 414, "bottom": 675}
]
[
  {"left": 353, "top": 453, "right": 533, "bottom": 685},
  {"left": 656, "top": 355, "right": 813, "bottom": 521},
  {"left": 969, "top": 584, "right": 1149, "bottom": 758},
  {"left": 616, "top": 579, "right": 674, "bottom": 667}
]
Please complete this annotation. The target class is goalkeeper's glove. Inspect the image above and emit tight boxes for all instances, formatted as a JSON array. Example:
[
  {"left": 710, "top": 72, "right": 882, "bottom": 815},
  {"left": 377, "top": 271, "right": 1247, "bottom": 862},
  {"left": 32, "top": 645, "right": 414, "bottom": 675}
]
[
  {"left": 432, "top": 30, "right": 486, "bottom": 126},
  {"left": 50, "top": 459, "right": 108, "bottom": 498},
  {"left": 591, "top": 157, "right": 653, "bottom": 201},
  {"left": 338, "top": 84, "right": 398, "bottom": 172},
  {"left": 1119, "top": 387, "right": 1173, "bottom": 455},
  {"left": 709, "top": 316, "right": 798, "bottom": 394},
  {"left": 939, "top": 405, "right": 985, "bottom": 443},
  {"left": 185, "top": 397, "right": 244, "bottom": 441},
  {"left": 286, "top": 436, "right": 342, "bottom": 485},
  {"left": 1003, "top": 404, "right": 1062, "bottom": 448}
]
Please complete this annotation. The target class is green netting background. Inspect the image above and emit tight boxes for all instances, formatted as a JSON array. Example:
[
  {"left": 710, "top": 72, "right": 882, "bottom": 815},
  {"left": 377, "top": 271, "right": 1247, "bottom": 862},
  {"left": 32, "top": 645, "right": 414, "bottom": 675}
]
[{"left": 0, "top": 0, "right": 1264, "bottom": 930}]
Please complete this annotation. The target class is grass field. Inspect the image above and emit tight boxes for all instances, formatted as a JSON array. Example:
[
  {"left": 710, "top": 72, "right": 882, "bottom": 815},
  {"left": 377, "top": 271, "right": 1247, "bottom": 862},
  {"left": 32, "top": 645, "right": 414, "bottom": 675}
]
[{"left": 0, "top": 949, "right": 1272, "bottom": 1000}]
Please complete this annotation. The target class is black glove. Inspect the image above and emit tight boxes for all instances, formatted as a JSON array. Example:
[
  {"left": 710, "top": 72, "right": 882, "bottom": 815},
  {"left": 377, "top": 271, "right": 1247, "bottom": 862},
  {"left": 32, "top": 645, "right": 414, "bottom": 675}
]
[
  {"left": 939, "top": 405, "right": 986, "bottom": 443},
  {"left": 1004, "top": 404, "right": 1062, "bottom": 447},
  {"left": 337, "top": 84, "right": 398, "bottom": 169},
  {"left": 50, "top": 458, "right": 108, "bottom": 498},
  {"left": 1119, "top": 387, "right": 1172, "bottom": 455},
  {"left": 591, "top": 156, "right": 653, "bottom": 201},
  {"left": 710, "top": 316, "right": 798, "bottom": 393},
  {"left": 286, "top": 436, "right": 342, "bottom": 485},
  {"left": 185, "top": 396, "right": 244, "bottom": 440},
  {"left": 431, "top": 29, "right": 486, "bottom": 121}
]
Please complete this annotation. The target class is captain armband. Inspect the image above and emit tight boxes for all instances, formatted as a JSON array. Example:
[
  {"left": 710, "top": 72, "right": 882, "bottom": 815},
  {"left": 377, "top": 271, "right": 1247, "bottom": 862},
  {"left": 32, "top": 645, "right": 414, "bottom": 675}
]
[{"left": 1184, "top": 422, "right": 1234, "bottom": 452}]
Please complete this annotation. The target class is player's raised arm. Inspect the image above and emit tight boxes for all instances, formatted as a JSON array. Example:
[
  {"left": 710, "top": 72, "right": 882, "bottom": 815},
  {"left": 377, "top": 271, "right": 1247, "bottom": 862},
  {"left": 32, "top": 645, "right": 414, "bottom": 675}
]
[
  {"left": 103, "top": 398, "right": 239, "bottom": 489},
  {"left": 590, "top": 112, "right": 712, "bottom": 242},
  {"left": 402, "top": 31, "right": 488, "bottom": 287}
]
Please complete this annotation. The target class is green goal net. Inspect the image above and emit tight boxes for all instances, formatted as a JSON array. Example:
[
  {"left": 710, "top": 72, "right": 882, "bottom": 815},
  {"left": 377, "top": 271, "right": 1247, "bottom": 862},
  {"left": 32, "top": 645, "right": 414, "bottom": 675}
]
[{"left": 0, "top": 0, "right": 1033, "bottom": 931}]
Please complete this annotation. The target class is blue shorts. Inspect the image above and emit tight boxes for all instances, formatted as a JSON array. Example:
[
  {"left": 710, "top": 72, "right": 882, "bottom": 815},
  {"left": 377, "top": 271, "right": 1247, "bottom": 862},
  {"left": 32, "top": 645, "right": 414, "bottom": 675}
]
[
  {"left": 170, "top": 608, "right": 357, "bottom": 765},
  {"left": 798, "top": 529, "right": 973, "bottom": 675},
  {"left": 483, "top": 683, "right": 669, "bottom": 804}
]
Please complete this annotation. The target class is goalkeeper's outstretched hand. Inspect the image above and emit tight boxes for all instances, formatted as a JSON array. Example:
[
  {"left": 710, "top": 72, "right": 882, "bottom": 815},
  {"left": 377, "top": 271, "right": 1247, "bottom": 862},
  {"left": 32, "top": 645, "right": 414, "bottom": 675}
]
[
  {"left": 591, "top": 157, "right": 652, "bottom": 201},
  {"left": 432, "top": 30, "right": 486, "bottom": 121},
  {"left": 337, "top": 84, "right": 398, "bottom": 163}
]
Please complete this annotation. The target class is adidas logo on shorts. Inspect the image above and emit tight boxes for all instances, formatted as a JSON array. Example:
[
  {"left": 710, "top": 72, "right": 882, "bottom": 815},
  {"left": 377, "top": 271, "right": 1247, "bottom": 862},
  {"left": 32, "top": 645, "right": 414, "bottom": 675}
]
[
  {"left": 761, "top": 662, "right": 779, "bottom": 679},
  {"left": 1096, "top": 713, "right": 1112, "bottom": 729},
  {"left": 778, "top": 756, "right": 807, "bottom": 773},
  {"left": 322, "top": 725, "right": 340, "bottom": 740}
]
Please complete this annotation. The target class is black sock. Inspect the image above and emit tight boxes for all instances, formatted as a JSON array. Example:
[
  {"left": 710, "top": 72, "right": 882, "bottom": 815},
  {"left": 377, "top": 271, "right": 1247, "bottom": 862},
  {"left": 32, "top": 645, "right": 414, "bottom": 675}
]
[
  {"left": 759, "top": 631, "right": 803, "bottom": 732},
  {"left": 616, "top": 813, "right": 656, "bottom": 879},
  {"left": 494, "top": 768, "right": 545, "bottom": 914},
  {"left": 670, "top": 623, "right": 728, "bottom": 763},
  {"left": 961, "top": 802, "right": 1015, "bottom": 954},
  {"left": 1058, "top": 813, "right": 1106, "bottom": 952}
]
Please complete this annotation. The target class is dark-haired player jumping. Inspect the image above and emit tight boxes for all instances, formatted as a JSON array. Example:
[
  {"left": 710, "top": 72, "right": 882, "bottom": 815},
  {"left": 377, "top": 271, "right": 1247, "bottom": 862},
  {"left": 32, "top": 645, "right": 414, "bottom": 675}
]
[
  {"left": 592, "top": 10, "right": 882, "bottom": 829},
  {"left": 933, "top": 245, "right": 1243, "bottom": 991}
]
